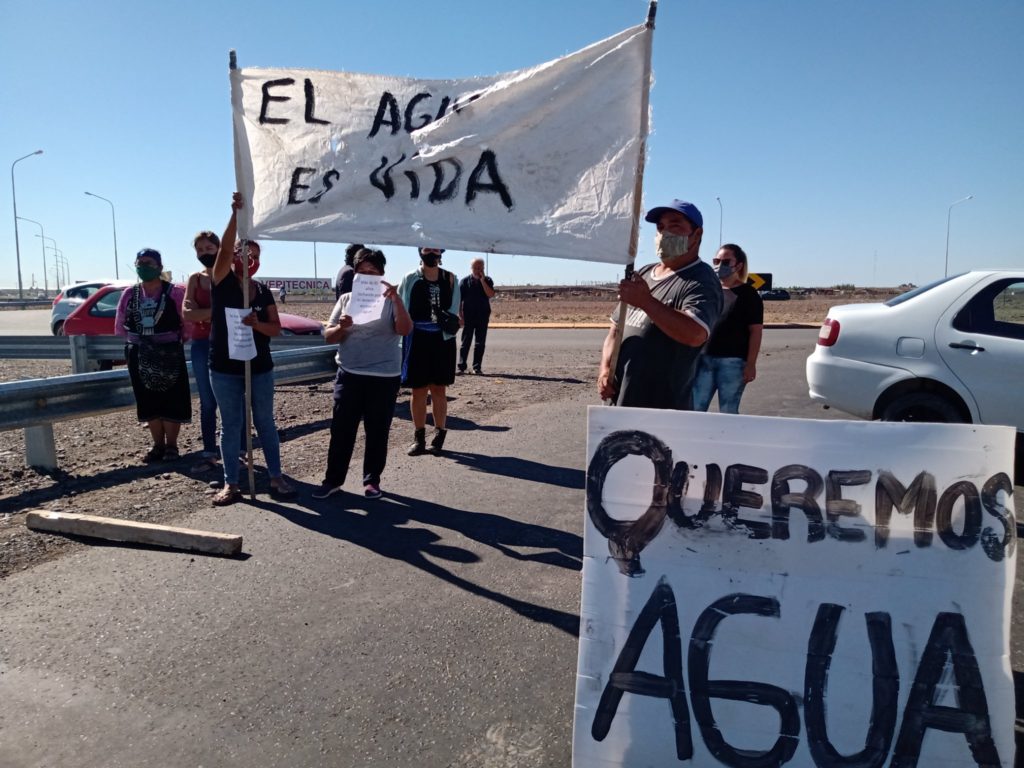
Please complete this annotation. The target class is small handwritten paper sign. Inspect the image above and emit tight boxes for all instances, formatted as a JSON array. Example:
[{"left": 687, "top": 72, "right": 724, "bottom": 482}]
[
  {"left": 224, "top": 307, "right": 257, "bottom": 361},
  {"left": 348, "top": 274, "right": 386, "bottom": 325}
]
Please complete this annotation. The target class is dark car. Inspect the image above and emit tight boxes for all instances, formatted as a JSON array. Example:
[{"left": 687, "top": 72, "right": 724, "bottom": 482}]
[{"left": 759, "top": 288, "right": 791, "bottom": 301}]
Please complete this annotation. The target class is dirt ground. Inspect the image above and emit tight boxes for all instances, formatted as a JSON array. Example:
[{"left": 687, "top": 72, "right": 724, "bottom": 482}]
[{"left": 0, "top": 290, "right": 882, "bottom": 577}]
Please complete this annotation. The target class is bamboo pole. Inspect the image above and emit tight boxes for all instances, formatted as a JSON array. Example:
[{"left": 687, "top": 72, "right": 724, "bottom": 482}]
[{"left": 605, "top": 0, "right": 657, "bottom": 404}]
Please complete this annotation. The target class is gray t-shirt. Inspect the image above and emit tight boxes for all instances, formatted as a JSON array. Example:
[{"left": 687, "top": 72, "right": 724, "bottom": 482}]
[
  {"left": 327, "top": 294, "right": 401, "bottom": 376},
  {"left": 612, "top": 259, "right": 723, "bottom": 410}
]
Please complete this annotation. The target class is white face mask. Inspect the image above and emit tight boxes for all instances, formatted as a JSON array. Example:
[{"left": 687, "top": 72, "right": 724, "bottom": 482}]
[{"left": 655, "top": 231, "right": 690, "bottom": 262}]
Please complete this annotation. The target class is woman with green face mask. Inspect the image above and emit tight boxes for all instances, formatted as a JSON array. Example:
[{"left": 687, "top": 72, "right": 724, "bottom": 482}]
[{"left": 114, "top": 248, "right": 192, "bottom": 462}]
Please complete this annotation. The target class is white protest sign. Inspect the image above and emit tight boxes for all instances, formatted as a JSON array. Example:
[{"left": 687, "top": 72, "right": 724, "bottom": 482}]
[
  {"left": 574, "top": 408, "right": 1017, "bottom": 767},
  {"left": 230, "top": 24, "right": 650, "bottom": 264},
  {"left": 224, "top": 307, "right": 257, "bottom": 361},
  {"left": 347, "top": 274, "right": 385, "bottom": 325}
]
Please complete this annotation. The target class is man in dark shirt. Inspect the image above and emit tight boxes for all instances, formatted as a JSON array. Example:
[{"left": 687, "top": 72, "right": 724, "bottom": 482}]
[
  {"left": 597, "top": 199, "right": 722, "bottom": 410},
  {"left": 334, "top": 243, "right": 364, "bottom": 300},
  {"left": 458, "top": 257, "right": 496, "bottom": 374}
]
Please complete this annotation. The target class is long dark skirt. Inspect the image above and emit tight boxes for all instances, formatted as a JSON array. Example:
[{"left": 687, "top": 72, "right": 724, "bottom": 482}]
[
  {"left": 402, "top": 329, "right": 456, "bottom": 388},
  {"left": 126, "top": 342, "right": 192, "bottom": 423}
]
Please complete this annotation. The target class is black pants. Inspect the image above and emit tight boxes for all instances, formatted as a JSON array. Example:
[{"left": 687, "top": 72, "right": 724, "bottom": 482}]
[
  {"left": 459, "top": 316, "right": 490, "bottom": 371},
  {"left": 323, "top": 369, "right": 401, "bottom": 487}
]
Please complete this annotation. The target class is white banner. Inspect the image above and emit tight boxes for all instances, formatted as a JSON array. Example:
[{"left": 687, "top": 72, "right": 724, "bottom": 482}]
[
  {"left": 574, "top": 408, "right": 1017, "bottom": 767},
  {"left": 231, "top": 25, "right": 650, "bottom": 264}
]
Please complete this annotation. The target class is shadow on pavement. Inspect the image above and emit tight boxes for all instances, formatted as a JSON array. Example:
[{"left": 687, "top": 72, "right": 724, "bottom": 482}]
[
  {"left": 256, "top": 492, "right": 581, "bottom": 638},
  {"left": 384, "top": 491, "right": 582, "bottom": 572},
  {"left": 466, "top": 372, "right": 585, "bottom": 384},
  {"left": 444, "top": 451, "right": 584, "bottom": 490}
]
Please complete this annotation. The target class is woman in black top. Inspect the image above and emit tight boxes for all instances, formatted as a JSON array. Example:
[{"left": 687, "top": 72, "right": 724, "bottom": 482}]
[
  {"left": 207, "top": 193, "right": 297, "bottom": 505},
  {"left": 691, "top": 244, "right": 764, "bottom": 413},
  {"left": 397, "top": 247, "right": 461, "bottom": 456}
]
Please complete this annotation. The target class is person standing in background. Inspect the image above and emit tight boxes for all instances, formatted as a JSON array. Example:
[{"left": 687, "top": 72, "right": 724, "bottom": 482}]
[
  {"left": 183, "top": 231, "right": 222, "bottom": 473},
  {"left": 458, "top": 257, "right": 496, "bottom": 375},
  {"left": 115, "top": 248, "right": 191, "bottom": 463},
  {"left": 691, "top": 244, "right": 763, "bottom": 413},
  {"left": 398, "top": 247, "right": 461, "bottom": 456},
  {"left": 335, "top": 243, "right": 364, "bottom": 300}
]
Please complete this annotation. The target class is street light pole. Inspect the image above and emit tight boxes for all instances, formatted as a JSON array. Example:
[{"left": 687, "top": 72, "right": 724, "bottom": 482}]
[
  {"left": 84, "top": 191, "right": 119, "bottom": 279},
  {"left": 313, "top": 241, "right": 319, "bottom": 302},
  {"left": 38, "top": 235, "right": 60, "bottom": 287},
  {"left": 51, "top": 249, "right": 68, "bottom": 289},
  {"left": 716, "top": 196, "right": 723, "bottom": 247},
  {"left": 944, "top": 194, "right": 973, "bottom": 278},
  {"left": 17, "top": 216, "right": 48, "bottom": 294},
  {"left": 10, "top": 150, "right": 43, "bottom": 299}
]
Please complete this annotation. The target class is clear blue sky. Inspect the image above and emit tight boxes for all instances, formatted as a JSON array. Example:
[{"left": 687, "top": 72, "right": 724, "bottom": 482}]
[{"left": 2, "top": 0, "right": 1021, "bottom": 292}]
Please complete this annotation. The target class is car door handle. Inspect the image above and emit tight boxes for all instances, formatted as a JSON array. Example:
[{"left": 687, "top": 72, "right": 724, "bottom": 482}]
[{"left": 949, "top": 342, "right": 985, "bottom": 352}]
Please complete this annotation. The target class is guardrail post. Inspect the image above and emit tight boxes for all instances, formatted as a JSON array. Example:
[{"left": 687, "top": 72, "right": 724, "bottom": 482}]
[
  {"left": 25, "top": 424, "right": 58, "bottom": 470},
  {"left": 69, "top": 335, "right": 99, "bottom": 373}
]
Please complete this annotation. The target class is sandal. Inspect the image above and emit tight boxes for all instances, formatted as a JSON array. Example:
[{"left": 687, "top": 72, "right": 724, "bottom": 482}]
[
  {"left": 212, "top": 486, "right": 242, "bottom": 506},
  {"left": 163, "top": 446, "right": 181, "bottom": 462},
  {"left": 143, "top": 445, "right": 165, "bottom": 463},
  {"left": 269, "top": 477, "right": 298, "bottom": 500}
]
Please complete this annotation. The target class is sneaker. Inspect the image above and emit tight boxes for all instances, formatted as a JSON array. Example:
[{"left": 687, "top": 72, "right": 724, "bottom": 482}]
[
  {"left": 364, "top": 483, "right": 382, "bottom": 499},
  {"left": 457, "top": 366, "right": 467, "bottom": 375},
  {"left": 472, "top": 368, "right": 483, "bottom": 375},
  {"left": 312, "top": 483, "right": 344, "bottom": 499}
]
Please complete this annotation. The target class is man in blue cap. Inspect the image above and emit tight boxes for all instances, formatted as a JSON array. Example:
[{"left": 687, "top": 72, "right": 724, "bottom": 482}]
[{"left": 597, "top": 199, "right": 722, "bottom": 409}]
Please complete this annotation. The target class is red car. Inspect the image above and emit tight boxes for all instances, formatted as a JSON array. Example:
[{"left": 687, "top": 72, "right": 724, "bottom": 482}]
[{"left": 63, "top": 285, "right": 324, "bottom": 338}]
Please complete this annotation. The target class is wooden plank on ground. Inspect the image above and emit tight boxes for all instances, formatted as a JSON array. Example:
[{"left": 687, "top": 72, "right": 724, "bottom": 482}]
[{"left": 25, "top": 510, "right": 243, "bottom": 556}]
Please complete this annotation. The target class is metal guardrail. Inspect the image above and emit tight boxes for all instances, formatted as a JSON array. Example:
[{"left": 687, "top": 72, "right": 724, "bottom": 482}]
[
  {"left": 0, "top": 334, "right": 327, "bottom": 372},
  {"left": 0, "top": 346, "right": 337, "bottom": 469}
]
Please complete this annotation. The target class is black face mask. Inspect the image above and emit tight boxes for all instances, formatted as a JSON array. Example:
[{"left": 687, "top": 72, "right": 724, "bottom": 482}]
[
  {"left": 420, "top": 254, "right": 440, "bottom": 268},
  {"left": 197, "top": 254, "right": 216, "bottom": 268}
]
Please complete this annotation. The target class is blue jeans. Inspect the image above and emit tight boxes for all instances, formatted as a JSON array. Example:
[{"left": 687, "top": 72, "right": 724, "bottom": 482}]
[
  {"left": 691, "top": 356, "right": 747, "bottom": 414},
  {"left": 190, "top": 338, "right": 218, "bottom": 455},
  {"left": 210, "top": 369, "right": 283, "bottom": 485}
]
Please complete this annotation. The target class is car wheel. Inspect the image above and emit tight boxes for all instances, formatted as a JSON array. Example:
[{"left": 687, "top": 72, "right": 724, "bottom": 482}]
[
  {"left": 880, "top": 392, "right": 963, "bottom": 424},
  {"left": 52, "top": 320, "right": 64, "bottom": 336}
]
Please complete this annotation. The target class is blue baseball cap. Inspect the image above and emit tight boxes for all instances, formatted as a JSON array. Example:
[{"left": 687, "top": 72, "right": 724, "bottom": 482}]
[
  {"left": 135, "top": 248, "right": 163, "bottom": 267},
  {"left": 644, "top": 200, "right": 703, "bottom": 228}
]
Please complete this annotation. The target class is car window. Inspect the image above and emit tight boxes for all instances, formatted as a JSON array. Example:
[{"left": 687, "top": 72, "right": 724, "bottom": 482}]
[
  {"left": 953, "top": 279, "right": 1024, "bottom": 340},
  {"left": 885, "top": 274, "right": 962, "bottom": 307},
  {"left": 90, "top": 291, "right": 122, "bottom": 318},
  {"left": 65, "top": 286, "right": 89, "bottom": 299}
]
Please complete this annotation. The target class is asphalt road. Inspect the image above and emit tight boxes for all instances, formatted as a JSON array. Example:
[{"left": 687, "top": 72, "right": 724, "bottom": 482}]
[
  {"left": 1, "top": 328, "right": 1021, "bottom": 767},
  {"left": 0, "top": 308, "right": 52, "bottom": 335}
]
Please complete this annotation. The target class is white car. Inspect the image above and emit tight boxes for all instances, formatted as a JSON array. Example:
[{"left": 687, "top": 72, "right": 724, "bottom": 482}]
[
  {"left": 806, "top": 271, "right": 1024, "bottom": 436},
  {"left": 50, "top": 279, "right": 132, "bottom": 335}
]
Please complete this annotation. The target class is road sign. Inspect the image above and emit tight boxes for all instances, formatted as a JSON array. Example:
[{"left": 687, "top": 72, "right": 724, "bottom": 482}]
[{"left": 747, "top": 272, "right": 772, "bottom": 291}]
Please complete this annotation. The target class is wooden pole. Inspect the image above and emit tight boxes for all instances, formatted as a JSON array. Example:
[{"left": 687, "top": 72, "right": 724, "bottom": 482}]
[
  {"left": 605, "top": 0, "right": 657, "bottom": 404},
  {"left": 27, "top": 510, "right": 243, "bottom": 556},
  {"left": 241, "top": 240, "right": 255, "bottom": 500},
  {"left": 229, "top": 49, "right": 257, "bottom": 500}
]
